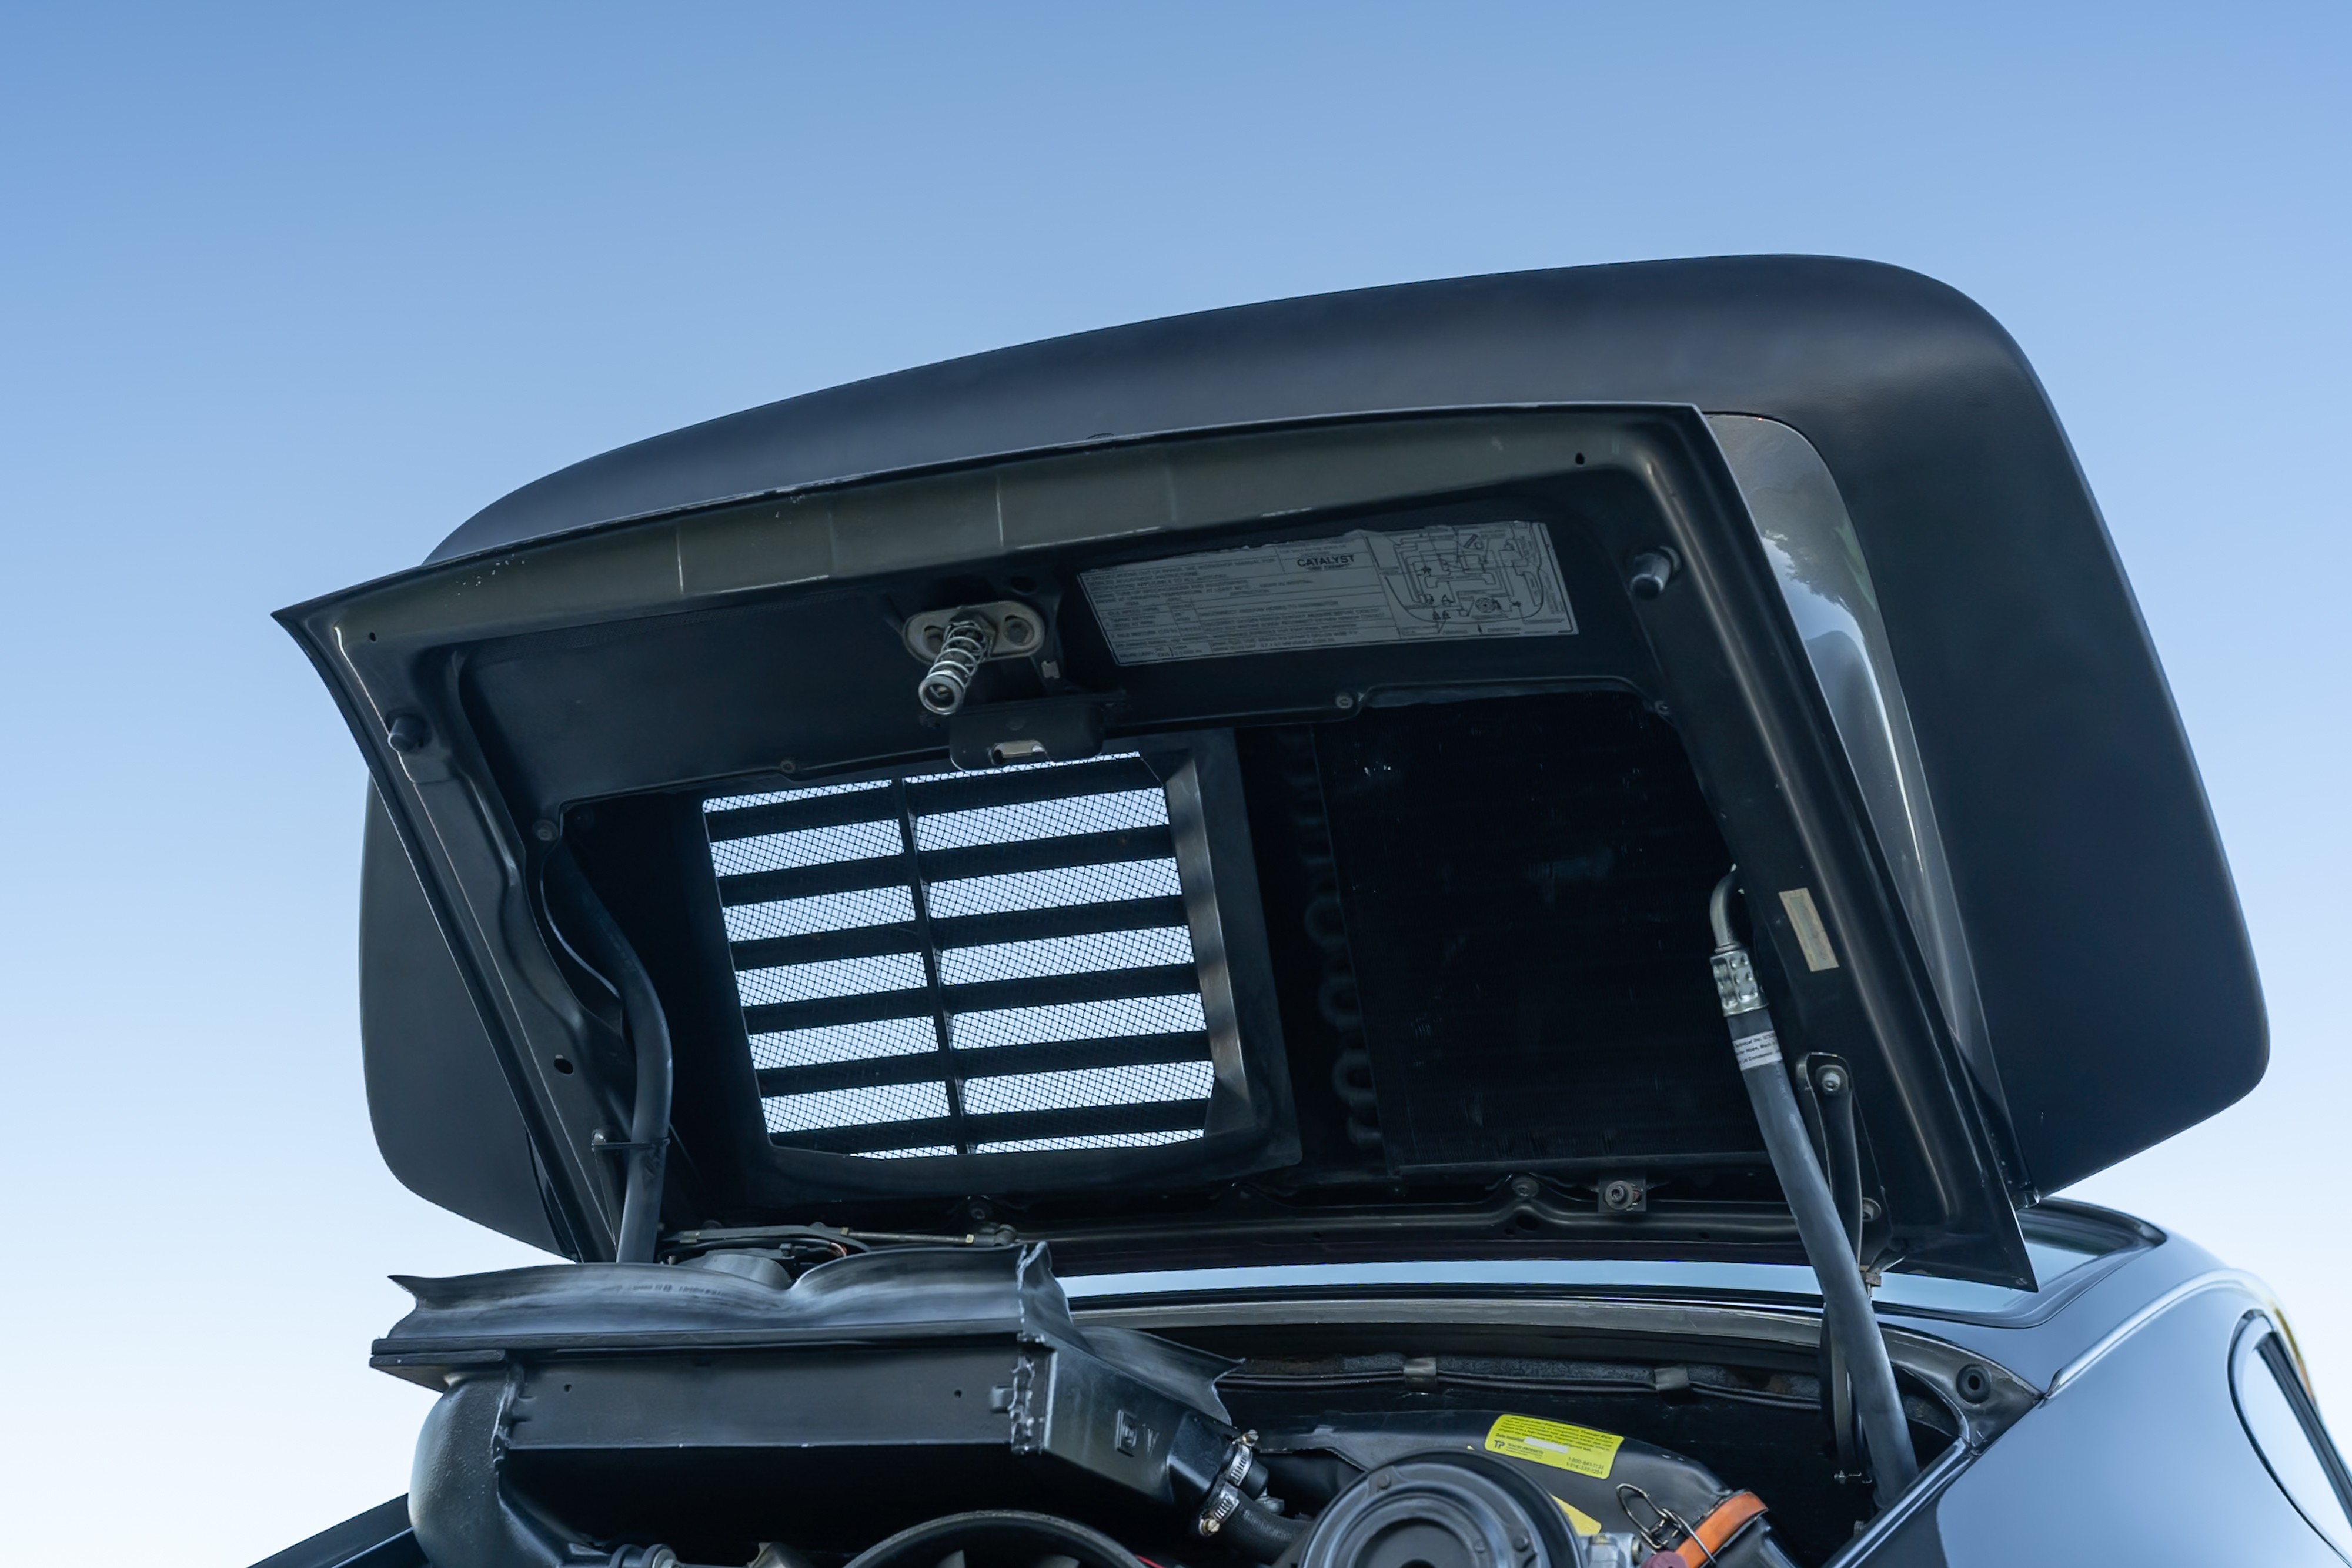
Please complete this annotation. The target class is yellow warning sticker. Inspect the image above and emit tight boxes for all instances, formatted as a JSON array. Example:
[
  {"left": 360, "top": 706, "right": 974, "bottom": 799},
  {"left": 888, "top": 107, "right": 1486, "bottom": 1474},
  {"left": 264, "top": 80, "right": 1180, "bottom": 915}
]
[
  {"left": 1556, "top": 1499, "right": 1604, "bottom": 1537},
  {"left": 1484, "top": 1413, "right": 1625, "bottom": 1479}
]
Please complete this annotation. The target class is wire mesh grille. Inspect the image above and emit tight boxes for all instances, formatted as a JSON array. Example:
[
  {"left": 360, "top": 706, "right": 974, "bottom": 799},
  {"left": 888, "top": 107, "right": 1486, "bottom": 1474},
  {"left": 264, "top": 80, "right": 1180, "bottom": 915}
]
[
  {"left": 914, "top": 790, "right": 1171, "bottom": 851},
  {"left": 761, "top": 1081, "right": 951, "bottom": 1134},
  {"left": 949, "top": 994, "right": 1207, "bottom": 1049},
  {"left": 937, "top": 927, "right": 1195, "bottom": 985},
  {"left": 962, "top": 1062, "right": 1217, "bottom": 1115},
  {"left": 971, "top": 1129, "right": 1204, "bottom": 1154},
  {"left": 747, "top": 1017, "right": 938, "bottom": 1071},
  {"left": 703, "top": 752, "right": 1217, "bottom": 1159},
  {"left": 736, "top": 951, "right": 928, "bottom": 1007},
  {"left": 927, "top": 859, "right": 1184, "bottom": 917},
  {"left": 709, "top": 818, "right": 902, "bottom": 878},
  {"left": 724, "top": 885, "right": 915, "bottom": 943}
]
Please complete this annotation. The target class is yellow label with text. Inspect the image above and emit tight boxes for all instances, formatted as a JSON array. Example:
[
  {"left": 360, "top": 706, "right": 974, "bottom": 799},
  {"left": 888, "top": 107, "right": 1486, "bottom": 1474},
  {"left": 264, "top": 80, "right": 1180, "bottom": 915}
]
[{"left": 1484, "top": 1413, "right": 1624, "bottom": 1479}]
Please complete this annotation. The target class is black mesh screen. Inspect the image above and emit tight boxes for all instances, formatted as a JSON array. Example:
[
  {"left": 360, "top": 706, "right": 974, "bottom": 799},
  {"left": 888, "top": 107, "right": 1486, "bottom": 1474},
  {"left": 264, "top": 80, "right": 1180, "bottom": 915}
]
[{"left": 701, "top": 754, "right": 1218, "bottom": 1158}]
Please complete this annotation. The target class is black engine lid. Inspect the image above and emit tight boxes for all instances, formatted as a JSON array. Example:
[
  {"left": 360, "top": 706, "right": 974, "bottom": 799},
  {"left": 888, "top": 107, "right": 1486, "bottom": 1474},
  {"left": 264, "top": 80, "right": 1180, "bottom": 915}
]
[{"left": 280, "top": 258, "right": 2262, "bottom": 1286}]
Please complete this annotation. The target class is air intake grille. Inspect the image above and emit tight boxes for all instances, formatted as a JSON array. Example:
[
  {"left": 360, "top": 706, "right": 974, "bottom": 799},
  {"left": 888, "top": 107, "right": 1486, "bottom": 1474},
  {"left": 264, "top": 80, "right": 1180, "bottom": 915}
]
[{"left": 701, "top": 754, "right": 1224, "bottom": 1158}]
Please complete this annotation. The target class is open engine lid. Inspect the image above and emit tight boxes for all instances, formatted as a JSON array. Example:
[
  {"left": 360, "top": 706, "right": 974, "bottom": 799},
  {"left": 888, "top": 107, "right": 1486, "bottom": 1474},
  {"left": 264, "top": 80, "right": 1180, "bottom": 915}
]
[{"left": 282, "top": 258, "right": 2263, "bottom": 1286}]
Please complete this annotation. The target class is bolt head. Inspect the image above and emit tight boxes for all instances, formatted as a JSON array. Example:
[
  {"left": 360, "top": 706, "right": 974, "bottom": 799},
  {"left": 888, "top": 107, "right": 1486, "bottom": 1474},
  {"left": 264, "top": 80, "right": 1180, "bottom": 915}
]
[
  {"left": 1509, "top": 1175, "right": 1540, "bottom": 1199},
  {"left": 1335, "top": 692, "right": 1356, "bottom": 710}
]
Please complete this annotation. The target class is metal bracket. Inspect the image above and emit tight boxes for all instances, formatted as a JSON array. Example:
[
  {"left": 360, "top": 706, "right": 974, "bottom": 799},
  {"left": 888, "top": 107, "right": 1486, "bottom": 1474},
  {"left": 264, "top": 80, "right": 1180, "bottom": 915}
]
[
  {"left": 903, "top": 601, "right": 1047, "bottom": 664},
  {"left": 947, "top": 693, "right": 1122, "bottom": 769},
  {"left": 590, "top": 1131, "right": 668, "bottom": 1157}
]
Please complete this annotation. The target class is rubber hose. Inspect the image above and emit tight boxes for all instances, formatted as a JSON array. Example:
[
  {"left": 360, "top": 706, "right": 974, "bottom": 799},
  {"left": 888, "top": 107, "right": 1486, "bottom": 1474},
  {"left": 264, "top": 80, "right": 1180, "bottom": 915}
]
[
  {"left": 546, "top": 848, "right": 673, "bottom": 1265},
  {"left": 1740, "top": 1054, "right": 1918, "bottom": 1503},
  {"left": 1217, "top": 1502, "right": 1310, "bottom": 1563}
]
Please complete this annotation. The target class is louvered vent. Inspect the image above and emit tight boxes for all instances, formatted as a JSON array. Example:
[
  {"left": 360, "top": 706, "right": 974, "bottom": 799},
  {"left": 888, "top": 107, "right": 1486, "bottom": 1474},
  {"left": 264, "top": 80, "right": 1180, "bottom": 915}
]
[{"left": 701, "top": 753, "right": 1231, "bottom": 1158}]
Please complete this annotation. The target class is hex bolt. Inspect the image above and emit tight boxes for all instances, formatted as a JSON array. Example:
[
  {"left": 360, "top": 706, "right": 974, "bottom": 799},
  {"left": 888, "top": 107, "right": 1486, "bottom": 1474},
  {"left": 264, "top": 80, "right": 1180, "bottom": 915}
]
[{"left": 1628, "top": 547, "right": 1681, "bottom": 600}]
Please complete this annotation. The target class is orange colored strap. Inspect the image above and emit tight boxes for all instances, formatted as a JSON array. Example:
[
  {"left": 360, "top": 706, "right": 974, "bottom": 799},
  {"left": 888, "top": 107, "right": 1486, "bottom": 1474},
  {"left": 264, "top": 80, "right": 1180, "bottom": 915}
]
[{"left": 1673, "top": 1492, "right": 1768, "bottom": 1566}]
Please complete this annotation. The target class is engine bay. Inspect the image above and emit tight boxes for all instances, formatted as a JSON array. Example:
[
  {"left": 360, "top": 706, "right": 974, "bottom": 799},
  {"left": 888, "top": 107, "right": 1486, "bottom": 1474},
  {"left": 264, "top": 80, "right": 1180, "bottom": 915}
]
[{"left": 378, "top": 1243, "right": 2003, "bottom": 1568}]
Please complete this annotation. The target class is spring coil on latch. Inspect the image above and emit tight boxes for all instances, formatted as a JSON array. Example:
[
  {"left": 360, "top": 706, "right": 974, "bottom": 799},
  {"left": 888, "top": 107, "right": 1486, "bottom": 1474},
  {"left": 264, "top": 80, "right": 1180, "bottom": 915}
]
[{"left": 918, "top": 611, "right": 995, "bottom": 716}]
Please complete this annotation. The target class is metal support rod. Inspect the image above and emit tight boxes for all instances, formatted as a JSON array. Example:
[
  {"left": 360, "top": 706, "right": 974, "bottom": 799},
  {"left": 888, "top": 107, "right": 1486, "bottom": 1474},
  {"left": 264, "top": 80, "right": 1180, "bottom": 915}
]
[
  {"left": 547, "top": 848, "right": 673, "bottom": 1263},
  {"left": 1709, "top": 870, "right": 1919, "bottom": 1505}
]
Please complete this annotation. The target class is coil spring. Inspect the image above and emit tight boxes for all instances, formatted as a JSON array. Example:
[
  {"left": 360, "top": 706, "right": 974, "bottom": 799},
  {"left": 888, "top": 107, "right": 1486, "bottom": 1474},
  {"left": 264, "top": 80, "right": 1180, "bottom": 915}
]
[
  {"left": 1276, "top": 730, "right": 1382, "bottom": 1152},
  {"left": 917, "top": 612, "right": 994, "bottom": 716}
]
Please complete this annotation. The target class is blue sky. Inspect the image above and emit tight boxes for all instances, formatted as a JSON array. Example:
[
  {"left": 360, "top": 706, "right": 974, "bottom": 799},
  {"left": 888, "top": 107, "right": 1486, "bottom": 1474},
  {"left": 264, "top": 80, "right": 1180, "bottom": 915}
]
[{"left": 1, "top": 4, "right": 2345, "bottom": 1558}]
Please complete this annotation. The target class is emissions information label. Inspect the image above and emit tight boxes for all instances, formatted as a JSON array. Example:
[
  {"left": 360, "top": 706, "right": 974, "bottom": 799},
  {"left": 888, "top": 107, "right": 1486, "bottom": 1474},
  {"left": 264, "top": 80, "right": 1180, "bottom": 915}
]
[
  {"left": 1079, "top": 521, "right": 1576, "bottom": 666},
  {"left": 1484, "top": 1414, "right": 1624, "bottom": 1479}
]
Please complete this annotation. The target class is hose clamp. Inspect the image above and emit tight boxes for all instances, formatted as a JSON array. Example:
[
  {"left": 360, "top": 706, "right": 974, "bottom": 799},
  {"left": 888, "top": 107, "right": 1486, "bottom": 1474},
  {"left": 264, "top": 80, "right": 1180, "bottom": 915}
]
[
  {"left": 1710, "top": 946, "right": 1763, "bottom": 1016},
  {"left": 1197, "top": 1435, "right": 1258, "bottom": 1535}
]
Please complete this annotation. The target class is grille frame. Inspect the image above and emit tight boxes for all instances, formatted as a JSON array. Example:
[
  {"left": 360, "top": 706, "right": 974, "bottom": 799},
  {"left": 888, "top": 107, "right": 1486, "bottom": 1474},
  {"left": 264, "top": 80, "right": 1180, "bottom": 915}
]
[{"left": 696, "top": 730, "right": 1294, "bottom": 1188}]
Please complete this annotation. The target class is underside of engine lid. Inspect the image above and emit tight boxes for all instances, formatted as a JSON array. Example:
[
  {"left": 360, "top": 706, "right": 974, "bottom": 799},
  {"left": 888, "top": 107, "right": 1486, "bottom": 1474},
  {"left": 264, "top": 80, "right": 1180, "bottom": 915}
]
[{"left": 280, "top": 260, "right": 2264, "bottom": 1288}]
